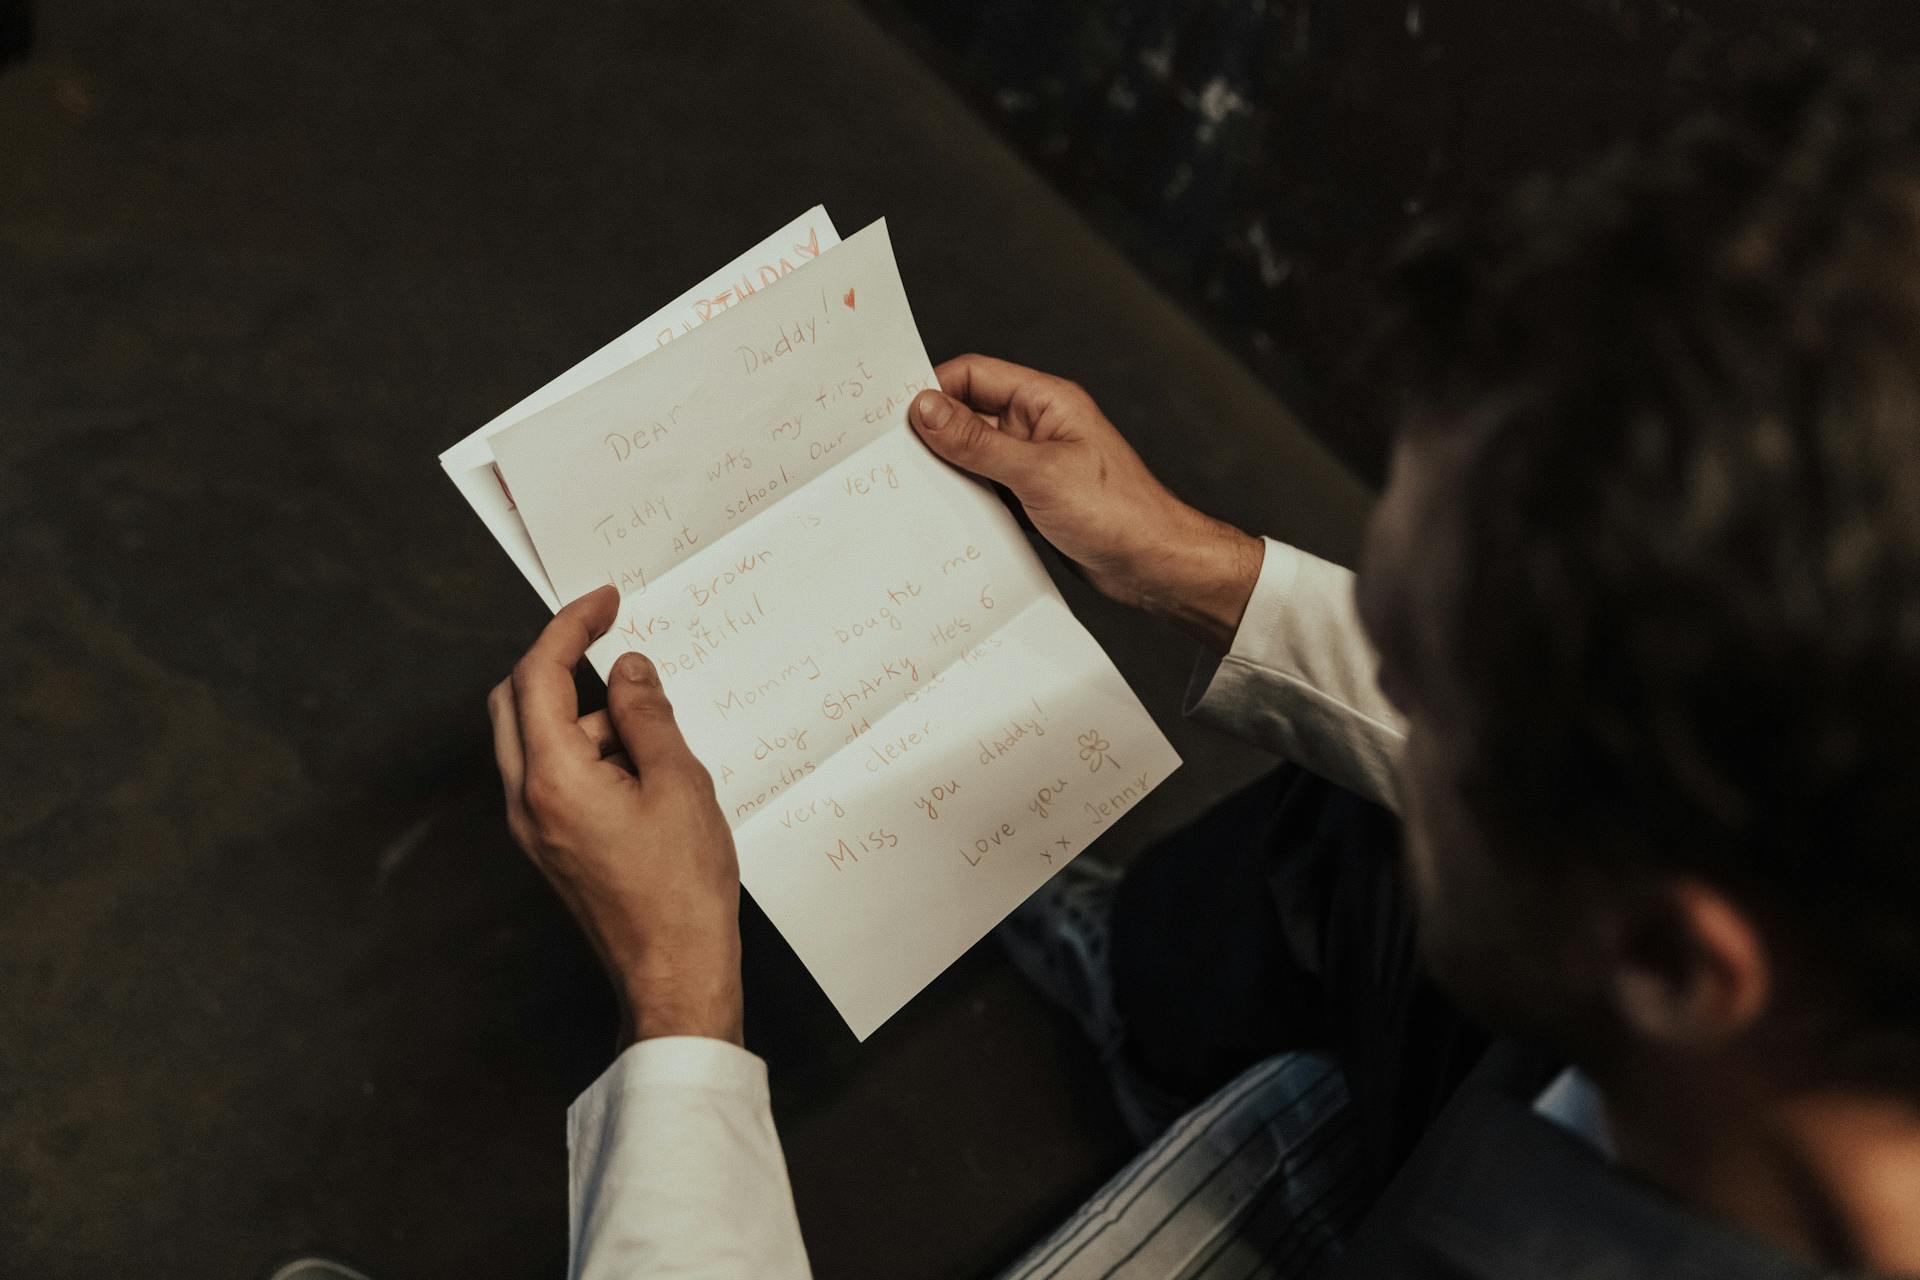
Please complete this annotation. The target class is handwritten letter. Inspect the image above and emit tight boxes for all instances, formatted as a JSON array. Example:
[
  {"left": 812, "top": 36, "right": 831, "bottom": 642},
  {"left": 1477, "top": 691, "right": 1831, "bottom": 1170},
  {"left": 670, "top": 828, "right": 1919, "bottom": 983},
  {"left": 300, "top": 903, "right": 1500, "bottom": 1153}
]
[
  {"left": 438, "top": 206, "right": 842, "bottom": 606},
  {"left": 483, "top": 219, "right": 1180, "bottom": 1038}
]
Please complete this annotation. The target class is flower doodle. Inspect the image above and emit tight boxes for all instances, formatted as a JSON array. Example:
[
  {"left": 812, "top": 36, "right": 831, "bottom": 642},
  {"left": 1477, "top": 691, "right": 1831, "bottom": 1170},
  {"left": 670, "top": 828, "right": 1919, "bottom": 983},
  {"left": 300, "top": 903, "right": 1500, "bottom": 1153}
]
[{"left": 1077, "top": 729, "right": 1118, "bottom": 773}]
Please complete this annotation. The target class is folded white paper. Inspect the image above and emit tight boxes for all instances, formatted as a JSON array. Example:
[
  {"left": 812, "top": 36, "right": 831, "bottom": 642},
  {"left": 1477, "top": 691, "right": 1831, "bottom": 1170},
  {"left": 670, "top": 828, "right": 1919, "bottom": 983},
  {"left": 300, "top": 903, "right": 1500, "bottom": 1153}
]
[{"left": 467, "top": 215, "right": 1180, "bottom": 1038}]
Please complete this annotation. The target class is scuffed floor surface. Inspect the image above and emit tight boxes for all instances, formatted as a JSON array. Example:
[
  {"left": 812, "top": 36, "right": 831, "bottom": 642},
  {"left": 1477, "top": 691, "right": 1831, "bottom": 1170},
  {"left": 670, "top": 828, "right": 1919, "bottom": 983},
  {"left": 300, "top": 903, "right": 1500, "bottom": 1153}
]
[{"left": 0, "top": 2, "right": 1369, "bottom": 1276}]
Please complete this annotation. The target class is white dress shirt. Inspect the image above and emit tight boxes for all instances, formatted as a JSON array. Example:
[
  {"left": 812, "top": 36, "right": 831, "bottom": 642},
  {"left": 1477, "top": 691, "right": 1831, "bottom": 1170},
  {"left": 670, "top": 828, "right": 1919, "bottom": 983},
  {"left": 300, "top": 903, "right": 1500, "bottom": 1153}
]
[{"left": 566, "top": 537, "right": 1402, "bottom": 1279}]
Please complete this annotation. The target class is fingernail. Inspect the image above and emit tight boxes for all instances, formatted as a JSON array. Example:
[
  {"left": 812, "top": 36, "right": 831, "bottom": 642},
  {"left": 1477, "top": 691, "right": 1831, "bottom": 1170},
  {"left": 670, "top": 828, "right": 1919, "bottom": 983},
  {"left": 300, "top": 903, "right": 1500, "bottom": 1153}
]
[
  {"left": 912, "top": 389, "right": 950, "bottom": 431},
  {"left": 614, "top": 652, "right": 654, "bottom": 683}
]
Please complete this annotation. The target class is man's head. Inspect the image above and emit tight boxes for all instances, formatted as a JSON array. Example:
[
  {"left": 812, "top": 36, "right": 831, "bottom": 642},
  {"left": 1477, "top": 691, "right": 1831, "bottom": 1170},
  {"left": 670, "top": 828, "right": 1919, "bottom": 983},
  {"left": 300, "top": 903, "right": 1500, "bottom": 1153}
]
[{"left": 1359, "top": 55, "right": 1920, "bottom": 1100}]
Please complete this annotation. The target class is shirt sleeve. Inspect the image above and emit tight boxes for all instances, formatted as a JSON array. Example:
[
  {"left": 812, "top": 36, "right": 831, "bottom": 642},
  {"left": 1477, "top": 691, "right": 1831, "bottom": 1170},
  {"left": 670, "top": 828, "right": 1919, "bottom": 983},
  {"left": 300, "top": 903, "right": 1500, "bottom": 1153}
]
[
  {"left": 1185, "top": 537, "right": 1408, "bottom": 811},
  {"left": 567, "top": 1036, "right": 812, "bottom": 1280}
]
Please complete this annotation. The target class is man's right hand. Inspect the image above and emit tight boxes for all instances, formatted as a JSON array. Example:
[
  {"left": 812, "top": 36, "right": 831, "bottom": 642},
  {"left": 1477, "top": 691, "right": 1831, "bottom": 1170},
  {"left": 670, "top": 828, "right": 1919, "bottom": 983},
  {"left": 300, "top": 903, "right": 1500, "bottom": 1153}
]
[
  {"left": 910, "top": 354, "right": 1263, "bottom": 653},
  {"left": 489, "top": 586, "right": 744, "bottom": 1050}
]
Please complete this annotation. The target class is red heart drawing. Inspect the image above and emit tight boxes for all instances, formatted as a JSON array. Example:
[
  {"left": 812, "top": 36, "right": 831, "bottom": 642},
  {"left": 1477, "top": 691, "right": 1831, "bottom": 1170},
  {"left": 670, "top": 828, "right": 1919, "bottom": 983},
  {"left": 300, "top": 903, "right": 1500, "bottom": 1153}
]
[{"left": 842, "top": 287, "right": 857, "bottom": 310}]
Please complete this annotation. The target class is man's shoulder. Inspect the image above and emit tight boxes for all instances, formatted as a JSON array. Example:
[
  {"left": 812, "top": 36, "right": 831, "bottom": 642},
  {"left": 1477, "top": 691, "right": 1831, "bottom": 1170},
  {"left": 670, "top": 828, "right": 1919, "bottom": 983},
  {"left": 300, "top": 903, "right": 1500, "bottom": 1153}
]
[{"left": 1332, "top": 1042, "right": 1831, "bottom": 1280}]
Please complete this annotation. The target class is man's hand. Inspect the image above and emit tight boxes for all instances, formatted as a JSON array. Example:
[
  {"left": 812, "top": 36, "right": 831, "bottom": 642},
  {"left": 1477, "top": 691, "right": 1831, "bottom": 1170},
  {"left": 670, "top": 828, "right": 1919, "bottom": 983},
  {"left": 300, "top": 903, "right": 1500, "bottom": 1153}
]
[
  {"left": 489, "top": 584, "right": 743, "bottom": 1048},
  {"left": 910, "top": 355, "right": 1263, "bottom": 653}
]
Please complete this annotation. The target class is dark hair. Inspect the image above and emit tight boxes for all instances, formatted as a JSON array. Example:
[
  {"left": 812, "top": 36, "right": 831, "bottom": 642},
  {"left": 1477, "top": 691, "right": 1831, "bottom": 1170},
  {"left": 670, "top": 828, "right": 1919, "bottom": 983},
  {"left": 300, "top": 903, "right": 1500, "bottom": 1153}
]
[{"left": 1392, "top": 54, "right": 1920, "bottom": 1090}]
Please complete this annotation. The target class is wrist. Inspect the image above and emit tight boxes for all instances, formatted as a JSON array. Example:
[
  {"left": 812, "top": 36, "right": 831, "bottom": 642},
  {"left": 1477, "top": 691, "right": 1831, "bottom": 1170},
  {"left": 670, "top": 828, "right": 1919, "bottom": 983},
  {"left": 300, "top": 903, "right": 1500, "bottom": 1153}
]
[
  {"left": 616, "top": 941, "right": 745, "bottom": 1048},
  {"left": 1123, "top": 504, "right": 1263, "bottom": 654}
]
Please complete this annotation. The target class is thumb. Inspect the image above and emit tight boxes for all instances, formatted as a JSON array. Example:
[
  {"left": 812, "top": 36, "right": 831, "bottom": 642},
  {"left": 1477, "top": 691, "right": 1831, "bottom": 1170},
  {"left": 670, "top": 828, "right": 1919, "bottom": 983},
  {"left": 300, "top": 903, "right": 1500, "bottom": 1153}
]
[
  {"left": 606, "top": 652, "right": 699, "bottom": 777},
  {"left": 910, "top": 389, "right": 1034, "bottom": 486}
]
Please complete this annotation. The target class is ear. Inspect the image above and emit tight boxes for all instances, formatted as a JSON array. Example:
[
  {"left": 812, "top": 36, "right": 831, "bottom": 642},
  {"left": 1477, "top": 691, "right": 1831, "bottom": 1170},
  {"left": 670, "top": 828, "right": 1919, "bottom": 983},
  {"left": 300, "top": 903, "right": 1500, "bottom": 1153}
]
[{"left": 1608, "top": 878, "right": 1773, "bottom": 1052}]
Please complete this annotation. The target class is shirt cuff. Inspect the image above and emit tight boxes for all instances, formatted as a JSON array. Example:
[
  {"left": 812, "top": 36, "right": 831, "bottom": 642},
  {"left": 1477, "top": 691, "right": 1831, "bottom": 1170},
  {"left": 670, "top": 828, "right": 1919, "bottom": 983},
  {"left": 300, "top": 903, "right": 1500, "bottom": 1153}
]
[
  {"left": 575, "top": 1036, "right": 770, "bottom": 1105},
  {"left": 1183, "top": 536, "right": 1301, "bottom": 718},
  {"left": 567, "top": 1036, "right": 772, "bottom": 1246},
  {"left": 1180, "top": 536, "right": 1405, "bottom": 810}
]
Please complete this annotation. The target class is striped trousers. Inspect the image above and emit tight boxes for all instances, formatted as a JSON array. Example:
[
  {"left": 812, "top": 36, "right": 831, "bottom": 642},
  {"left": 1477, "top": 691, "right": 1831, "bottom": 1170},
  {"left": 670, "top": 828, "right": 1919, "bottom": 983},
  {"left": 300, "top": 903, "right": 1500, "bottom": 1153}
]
[{"left": 999, "top": 1053, "right": 1365, "bottom": 1280}]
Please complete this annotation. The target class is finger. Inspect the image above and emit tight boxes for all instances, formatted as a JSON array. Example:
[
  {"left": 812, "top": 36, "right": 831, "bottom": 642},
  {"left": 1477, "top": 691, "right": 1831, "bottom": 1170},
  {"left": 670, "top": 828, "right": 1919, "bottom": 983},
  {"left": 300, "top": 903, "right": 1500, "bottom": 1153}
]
[
  {"left": 489, "top": 679, "right": 538, "bottom": 850},
  {"left": 935, "top": 355, "right": 1062, "bottom": 442},
  {"left": 488, "top": 678, "right": 526, "bottom": 794},
  {"left": 512, "top": 585, "right": 621, "bottom": 766},
  {"left": 605, "top": 651, "right": 704, "bottom": 778},
  {"left": 934, "top": 354, "right": 1058, "bottom": 416},
  {"left": 577, "top": 709, "right": 621, "bottom": 759},
  {"left": 910, "top": 388, "right": 1038, "bottom": 487}
]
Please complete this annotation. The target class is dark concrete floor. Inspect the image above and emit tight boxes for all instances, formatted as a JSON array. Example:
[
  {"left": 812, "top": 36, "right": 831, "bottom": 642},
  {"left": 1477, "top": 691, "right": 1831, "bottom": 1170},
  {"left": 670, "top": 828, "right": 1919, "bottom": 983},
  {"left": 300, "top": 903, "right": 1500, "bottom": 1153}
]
[{"left": 0, "top": 2, "right": 1371, "bottom": 1276}]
